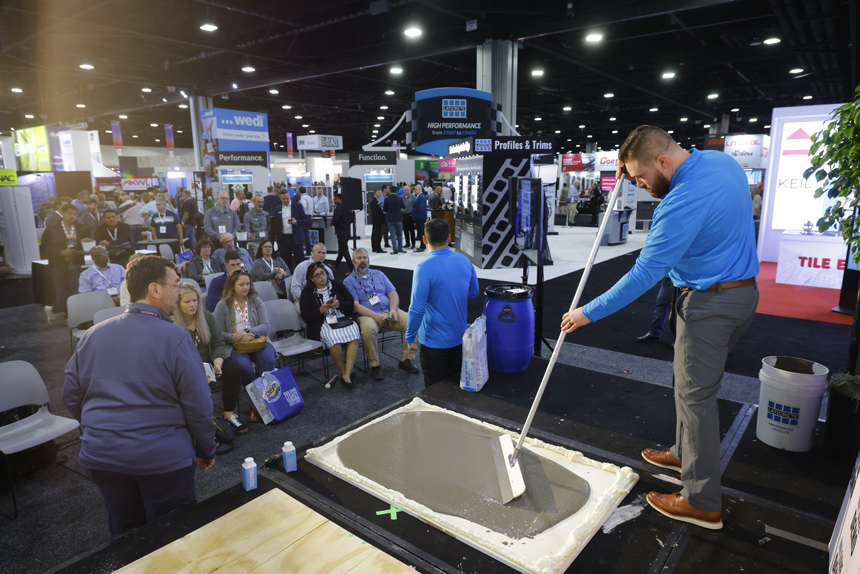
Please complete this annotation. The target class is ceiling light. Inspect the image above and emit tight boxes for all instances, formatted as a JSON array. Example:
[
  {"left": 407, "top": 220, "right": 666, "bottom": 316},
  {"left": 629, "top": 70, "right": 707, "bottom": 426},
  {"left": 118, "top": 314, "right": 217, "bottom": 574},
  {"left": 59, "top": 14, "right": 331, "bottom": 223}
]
[
  {"left": 11, "top": 88, "right": 22, "bottom": 93},
  {"left": 563, "top": 106, "right": 572, "bottom": 111},
  {"left": 585, "top": 33, "right": 603, "bottom": 42},
  {"left": 790, "top": 68, "right": 803, "bottom": 74},
  {"left": 132, "top": 135, "right": 138, "bottom": 138},
  {"left": 177, "top": 130, "right": 183, "bottom": 133},
  {"left": 302, "top": 124, "right": 309, "bottom": 128},
  {"left": 763, "top": 37, "right": 780, "bottom": 45},
  {"left": 178, "top": 104, "right": 188, "bottom": 109},
  {"left": 604, "top": 93, "right": 614, "bottom": 98},
  {"left": 576, "top": 144, "right": 580, "bottom": 147},
  {"left": 587, "top": 135, "right": 593, "bottom": 138},
  {"left": 282, "top": 105, "right": 292, "bottom": 109},
  {"left": 200, "top": 23, "right": 218, "bottom": 32},
  {"left": 162, "top": 98, "right": 167, "bottom": 102},
  {"left": 554, "top": 130, "right": 561, "bottom": 134},
  {"left": 269, "top": 89, "right": 279, "bottom": 94},
  {"left": 750, "top": 118, "right": 758, "bottom": 122},
  {"left": 680, "top": 117, "right": 688, "bottom": 121},
  {"left": 377, "top": 116, "right": 385, "bottom": 120},
  {"left": 609, "top": 117, "right": 616, "bottom": 121},
  {"left": 79, "top": 64, "right": 94, "bottom": 70},
  {"left": 76, "top": 104, "right": 86, "bottom": 108},
  {"left": 764, "top": 124, "right": 771, "bottom": 128},
  {"left": 731, "top": 108, "right": 740, "bottom": 112},
  {"left": 707, "top": 93, "right": 718, "bottom": 99},
  {"left": 532, "top": 70, "right": 544, "bottom": 77},
  {"left": 119, "top": 115, "right": 127, "bottom": 119},
  {"left": 612, "top": 130, "right": 618, "bottom": 133},
  {"left": 105, "top": 130, "right": 111, "bottom": 133},
  {"left": 155, "top": 139, "right": 161, "bottom": 142},
  {"left": 151, "top": 123, "right": 158, "bottom": 127},
  {"left": 703, "top": 124, "right": 711, "bottom": 128},
  {"left": 578, "top": 124, "right": 585, "bottom": 128},
  {"left": 803, "top": 95, "right": 813, "bottom": 100},
  {"left": 181, "top": 90, "right": 187, "bottom": 98},
  {"left": 380, "top": 105, "right": 388, "bottom": 110},
  {"left": 667, "top": 130, "right": 674, "bottom": 134},
  {"left": 374, "top": 124, "right": 381, "bottom": 127},
  {"left": 232, "top": 83, "right": 238, "bottom": 89},
  {"left": 534, "top": 117, "right": 542, "bottom": 121},
  {"left": 24, "top": 114, "right": 34, "bottom": 119},
  {"left": 385, "top": 90, "right": 395, "bottom": 95},
  {"left": 662, "top": 72, "right": 675, "bottom": 79},
  {"left": 295, "top": 115, "right": 302, "bottom": 119},
  {"left": 390, "top": 67, "right": 402, "bottom": 74},
  {"left": 649, "top": 107, "right": 658, "bottom": 112},
  {"left": 141, "top": 87, "right": 151, "bottom": 92},
  {"left": 242, "top": 66, "right": 255, "bottom": 72},
  {"left": 404, "top": 27, "right": 422, "bottom": 38},
  {"left": 309, "top": 130, "right": 316, "bottom": 133},
  {"left": 567, "top": 139, "right": 571, "bottom": 141}
]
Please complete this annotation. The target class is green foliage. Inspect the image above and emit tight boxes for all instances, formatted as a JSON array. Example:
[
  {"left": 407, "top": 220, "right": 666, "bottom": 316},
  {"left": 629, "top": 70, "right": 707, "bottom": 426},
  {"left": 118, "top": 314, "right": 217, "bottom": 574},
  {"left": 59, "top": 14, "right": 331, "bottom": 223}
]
[{"left": 804, "top": 84, "right": 860, "bottom": 263}]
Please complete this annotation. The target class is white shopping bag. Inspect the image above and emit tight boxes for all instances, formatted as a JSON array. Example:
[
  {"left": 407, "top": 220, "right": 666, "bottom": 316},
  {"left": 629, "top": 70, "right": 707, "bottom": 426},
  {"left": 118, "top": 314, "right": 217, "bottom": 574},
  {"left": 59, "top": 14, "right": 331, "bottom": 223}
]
[{"left": 461, "top": 315, "right": 489, "bottom": 392}]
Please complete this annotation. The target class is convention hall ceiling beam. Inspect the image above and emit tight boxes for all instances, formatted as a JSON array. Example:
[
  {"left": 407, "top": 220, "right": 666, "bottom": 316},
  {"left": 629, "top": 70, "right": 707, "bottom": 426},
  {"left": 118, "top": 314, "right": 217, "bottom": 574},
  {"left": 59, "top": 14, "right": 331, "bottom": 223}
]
[
  {"left": 515, "top": 0, "right": 746, "bottom": 41},
  {"left": 0, "top": 0, "right": 117, "bottom": 56}
]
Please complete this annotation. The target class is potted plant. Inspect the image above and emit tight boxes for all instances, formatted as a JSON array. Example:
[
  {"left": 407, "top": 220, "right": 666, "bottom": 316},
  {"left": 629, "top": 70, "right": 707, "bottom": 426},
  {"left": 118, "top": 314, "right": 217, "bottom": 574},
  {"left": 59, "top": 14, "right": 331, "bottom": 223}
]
[
  {"left": 80, "top": 238, "right": 96, "bottom": 253},
  {"left": 805, "top": 84, "right": 860, "bottom": 458}
]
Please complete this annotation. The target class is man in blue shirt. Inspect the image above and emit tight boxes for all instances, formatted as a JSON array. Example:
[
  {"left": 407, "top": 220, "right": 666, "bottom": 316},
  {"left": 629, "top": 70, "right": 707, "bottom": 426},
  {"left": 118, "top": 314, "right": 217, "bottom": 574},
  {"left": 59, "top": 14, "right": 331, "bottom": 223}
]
[
  {"left": 71, "top": 190, "right": 89, "bottom": 222},
  {"left": 64, "top": 255, "right": 215, "bottom": 539},
  {"left": 79, "top": 246, "right": 126, "bottom": 305},
  {"left": 212, "top": 233, "right": 253, "bottom": 271},
  {"left": 207, "top": 251, "right": 242, "bottom": 312},
  {"left": 407, "top": 219, "right": 479, "bottom": 387},
  {"left": 151, "top": 198, "right": 184, "bottom": 246},
  {"left": 562, "top": 126, "right": 759, "bottom": 531},
  {"left": 345, "top": 247, "right": 418, "bottom": 380}
]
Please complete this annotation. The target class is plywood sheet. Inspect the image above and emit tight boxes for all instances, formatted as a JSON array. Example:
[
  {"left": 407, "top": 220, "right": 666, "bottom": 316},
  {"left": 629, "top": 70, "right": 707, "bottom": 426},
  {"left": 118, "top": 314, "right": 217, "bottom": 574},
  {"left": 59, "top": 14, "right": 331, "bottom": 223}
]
[{"left": 114, "top": 489, "right": 414, "bottom": 574}]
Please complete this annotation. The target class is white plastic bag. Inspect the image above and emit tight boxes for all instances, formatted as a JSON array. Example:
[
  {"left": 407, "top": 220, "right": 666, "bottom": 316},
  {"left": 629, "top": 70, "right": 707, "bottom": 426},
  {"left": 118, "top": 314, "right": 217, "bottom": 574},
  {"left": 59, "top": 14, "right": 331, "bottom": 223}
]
[{"left": 461, "top": 315, "right": 489, "bottom": 392}]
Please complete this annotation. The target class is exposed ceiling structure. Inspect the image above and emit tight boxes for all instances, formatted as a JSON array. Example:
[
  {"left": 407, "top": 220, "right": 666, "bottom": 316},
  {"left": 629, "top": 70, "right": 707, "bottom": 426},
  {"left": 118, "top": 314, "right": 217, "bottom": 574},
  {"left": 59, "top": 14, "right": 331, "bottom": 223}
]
[{"left": 0, "top": 0, "right": 856, "bottom": 154}]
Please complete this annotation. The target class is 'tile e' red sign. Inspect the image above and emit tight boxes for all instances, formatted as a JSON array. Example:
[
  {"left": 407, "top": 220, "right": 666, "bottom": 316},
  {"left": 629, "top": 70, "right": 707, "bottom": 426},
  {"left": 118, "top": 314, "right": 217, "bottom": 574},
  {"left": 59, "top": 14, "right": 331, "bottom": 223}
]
[
  {"left": 561, "top": 154, "right": 582, "bottom": 172},
  {"left": 798, "top": 256, "right": 846, "bottom": 270}
]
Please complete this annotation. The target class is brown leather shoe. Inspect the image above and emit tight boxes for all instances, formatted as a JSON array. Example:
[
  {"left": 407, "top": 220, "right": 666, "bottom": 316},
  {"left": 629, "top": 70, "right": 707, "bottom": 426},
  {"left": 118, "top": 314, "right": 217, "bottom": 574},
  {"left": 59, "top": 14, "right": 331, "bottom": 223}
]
[
  {"left": 647, "top": 492, "right": 723, "bottom": 530},
  {"left": 642, "top": 448, "right": 682, "bottom": 472},
  {"left": 398, "top": 359, "right": 419, "bottom": 374}
]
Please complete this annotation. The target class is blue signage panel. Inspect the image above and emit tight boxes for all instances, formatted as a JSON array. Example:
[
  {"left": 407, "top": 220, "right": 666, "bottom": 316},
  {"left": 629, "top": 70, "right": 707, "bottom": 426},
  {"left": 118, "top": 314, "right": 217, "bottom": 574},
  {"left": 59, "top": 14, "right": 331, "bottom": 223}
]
[
  {"left": 406, "top": 88, "right": 502, "bottom": 156},
  {"left": 200, "top": 108, "right": 270, "bottom": 157},
  {"left": 364, "top": 173, "right": 394, "bottom": 182}
]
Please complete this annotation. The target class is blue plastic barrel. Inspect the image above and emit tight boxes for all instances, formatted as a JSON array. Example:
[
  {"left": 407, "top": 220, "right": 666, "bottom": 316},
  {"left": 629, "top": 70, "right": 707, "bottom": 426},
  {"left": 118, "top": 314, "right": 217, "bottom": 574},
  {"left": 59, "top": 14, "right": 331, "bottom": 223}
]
[{"left": 484, "top": 285, "right": 535, "bottom": 373}]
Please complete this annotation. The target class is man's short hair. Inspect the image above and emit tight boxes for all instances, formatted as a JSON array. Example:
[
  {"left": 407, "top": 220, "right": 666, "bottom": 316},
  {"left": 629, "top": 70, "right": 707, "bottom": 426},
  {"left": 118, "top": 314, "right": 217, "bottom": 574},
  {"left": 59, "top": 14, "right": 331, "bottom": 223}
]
[
  {"left": 217, "top": 191, "right": 229, "bottom": 199},
  {"left": 279, "top": 189, "right": 290, "bottom": 196},
  {"left": 381, "top": 185, "right": 390, "bottom": 193},
  {"left": 103, "top": 208, "right": 117, "bottom": 216},
  {"left": 62, "top": 203, "right": 79, "bottom": 214},
  {"left": 352, "top": 247, "right": 368, "bottom": 258},
  {"left": 298, "top": 186, "right": 306, "bottom": 195},
  {"left": 224, "top": 250, "right": 241, "bottom": 263},
  {"left": 219, "top": 233, "right": 233, "bottom": 244},
  {"left": 127, "top": 256, "right": 175, "bottom": 302},
  {"left": 335, "top": 194, "right": 343, "bottom": 201},
  {"left": 425, "top": 219, "right": 449, "bottom": 247},
  {"left": 77, "top": 190, "right": 89, "bottom": 200},
  {"left": 85, "top": 198, "right": 96, "bottom": 205},
  {"left": 181, "top": 188, "right": 191, "bottom": 196},
  {"left": 618, "top": 126, "right": 677, "bottom": 166}
]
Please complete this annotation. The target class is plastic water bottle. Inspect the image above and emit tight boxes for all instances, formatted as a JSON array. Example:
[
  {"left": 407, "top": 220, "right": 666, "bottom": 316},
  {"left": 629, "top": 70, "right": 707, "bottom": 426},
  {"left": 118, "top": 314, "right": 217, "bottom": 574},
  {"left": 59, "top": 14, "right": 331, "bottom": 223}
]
[
  {"left": 282, "top": 441, "right": 297, "bottom": 473},
  {"left": 242, "top": 457, "right": 257, "bottom": 491}
]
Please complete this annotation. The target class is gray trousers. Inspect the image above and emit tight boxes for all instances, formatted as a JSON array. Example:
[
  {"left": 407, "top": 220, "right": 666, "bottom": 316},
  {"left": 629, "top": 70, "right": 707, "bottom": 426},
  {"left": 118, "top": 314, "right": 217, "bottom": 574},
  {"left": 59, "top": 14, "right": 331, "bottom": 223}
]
[{"left": 669, "top": 283, "right": 758, "bottom": 512}]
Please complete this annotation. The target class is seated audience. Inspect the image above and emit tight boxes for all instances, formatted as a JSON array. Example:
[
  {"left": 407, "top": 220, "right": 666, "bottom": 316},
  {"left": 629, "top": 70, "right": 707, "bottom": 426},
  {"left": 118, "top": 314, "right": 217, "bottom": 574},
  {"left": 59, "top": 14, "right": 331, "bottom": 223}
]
[
  {"left": 344, "top": 248, "right": 418, "bottom": 380},
  {"left": 250, "top": 240, "right": 290, "bottom": 297},
  {"left": 172, "top": 282, "right": 247, "bottom": 434},
  {"left": 79, "top": 246, "right": 126, "bottom": 306},
  {"left": 207, "top": 251, "right": 243, "bottom": 312},
  {"left": 212, "top": 232, "right": 253, "bottom": 271},
  {"left": 290, "top": 243, "right": 333, "bottom": 301},
  {"left": 213, "top": 271, "right": 277, "bottom": 423},
  {"left": 185, "top": 239, "right": 224, "bottom": 287},
  {"left": 300, "top": 261, "right": 360, "bottom": 389}
]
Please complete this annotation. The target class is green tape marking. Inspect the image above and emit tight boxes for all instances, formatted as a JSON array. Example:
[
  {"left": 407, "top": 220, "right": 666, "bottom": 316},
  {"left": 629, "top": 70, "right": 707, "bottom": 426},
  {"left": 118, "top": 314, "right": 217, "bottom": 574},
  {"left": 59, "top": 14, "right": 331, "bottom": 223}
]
[{"left": 375, "top": 505, "right": 402, "bottom": 520}]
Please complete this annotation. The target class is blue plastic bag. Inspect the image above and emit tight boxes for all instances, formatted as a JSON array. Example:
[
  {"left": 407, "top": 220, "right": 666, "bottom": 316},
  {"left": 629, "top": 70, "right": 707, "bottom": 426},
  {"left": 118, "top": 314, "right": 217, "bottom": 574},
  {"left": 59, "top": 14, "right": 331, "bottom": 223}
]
[{"left": 245, "top": 366, "right": 305, "bottom": 424}]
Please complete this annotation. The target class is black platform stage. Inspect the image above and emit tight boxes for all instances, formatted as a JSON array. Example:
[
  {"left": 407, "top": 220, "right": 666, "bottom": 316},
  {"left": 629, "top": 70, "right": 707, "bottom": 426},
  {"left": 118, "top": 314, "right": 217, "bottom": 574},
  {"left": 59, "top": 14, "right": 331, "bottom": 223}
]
[{"left": 50, "top": 359, "right": 842, "bottom": 574}]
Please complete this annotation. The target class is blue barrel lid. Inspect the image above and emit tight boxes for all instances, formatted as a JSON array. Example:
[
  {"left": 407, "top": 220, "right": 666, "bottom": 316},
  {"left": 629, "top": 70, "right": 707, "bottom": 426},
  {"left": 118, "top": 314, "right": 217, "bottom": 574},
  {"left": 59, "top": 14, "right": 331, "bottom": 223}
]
[{"left": 485, "top": 284, "right": 533, "bottom": 300}]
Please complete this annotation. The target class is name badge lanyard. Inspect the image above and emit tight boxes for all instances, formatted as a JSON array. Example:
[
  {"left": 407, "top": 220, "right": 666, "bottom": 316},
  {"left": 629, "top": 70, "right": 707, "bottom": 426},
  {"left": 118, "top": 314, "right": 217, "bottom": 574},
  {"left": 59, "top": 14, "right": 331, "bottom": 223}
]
[
  {"left": 233, "top": 299, "right": 250, "bottom": 330},
  {"left": 202, "top": 260, "right": 213, "bottom": 274},
  {"left": 107, "top": 227, "right": 118, "bottom": 242},
  {"left": 315, "top": 285, "right": 340, "bottom": 320},
  {"left": 263, "top": 258, "right": 275, "bottom": 273},
  {"left": 63, "top": 224, "right": 77, "bottom": 248},
  {"left": 94, "top": 265, "right": 113, "bottom": 286},
  {"left": 125, "top": 307, "right": 173, "bottom": 323},
  {"left": 352, "top": 271, "right": 380, "bottom": 306}
]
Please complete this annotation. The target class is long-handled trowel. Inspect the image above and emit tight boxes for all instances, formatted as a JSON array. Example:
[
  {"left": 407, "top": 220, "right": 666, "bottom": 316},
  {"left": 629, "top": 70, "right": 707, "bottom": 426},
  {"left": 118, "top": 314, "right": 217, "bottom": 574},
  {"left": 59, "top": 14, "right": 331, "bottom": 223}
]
[{"left": 492, "top": 177, "right": 627, "bottom": 504}]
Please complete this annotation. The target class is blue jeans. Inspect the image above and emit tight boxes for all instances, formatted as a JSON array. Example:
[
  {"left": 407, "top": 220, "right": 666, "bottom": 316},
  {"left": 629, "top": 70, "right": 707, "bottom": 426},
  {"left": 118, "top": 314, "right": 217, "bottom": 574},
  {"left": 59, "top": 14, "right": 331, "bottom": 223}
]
[
  {"left": 185, "top": 224, "right": 197, "bottom": 251},
  {"left": 388, "top": 222, "right": 403, "bottom": 253},
  {"left": 230, "top": 342, "right": 277, "bottom": 384},
  {"left": 648, "top": 276, "right": 675, "bottom": 338}
]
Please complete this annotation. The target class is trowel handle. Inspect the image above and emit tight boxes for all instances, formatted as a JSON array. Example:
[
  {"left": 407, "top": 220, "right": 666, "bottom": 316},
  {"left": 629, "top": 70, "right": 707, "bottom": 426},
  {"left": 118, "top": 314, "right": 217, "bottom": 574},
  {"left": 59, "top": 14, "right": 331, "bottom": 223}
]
[{"left": 511, "top": 178, "right": 626, "bottom": 463}]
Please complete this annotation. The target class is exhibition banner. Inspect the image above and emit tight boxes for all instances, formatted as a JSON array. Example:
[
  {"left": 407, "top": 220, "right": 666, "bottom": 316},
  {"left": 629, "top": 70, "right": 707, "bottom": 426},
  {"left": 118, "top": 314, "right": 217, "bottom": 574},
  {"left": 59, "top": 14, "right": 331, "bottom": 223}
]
[
  {"left": 111, "top": 120, "right": 123, "bottom": 156},
  {"left": 200, "top": 107, "right": 270, "bottom": 180},
  {"left": 165, "top": 124, "right": 175, "bottom": 157},
  {"left": 407, "top": 88, "right": 502, "bottom": 156},
  {"left": 0, "top": 169, "right": 18, "bottom": 186},
  {"left": 724, "top": 134, "right": 766, "bottom": 169},
  {"left": 88, "top": 131, "right": 103, "bottom": 165},
  {"left": 447, "top": 136, "right": 556, "bottom": 157},
  {"left": 595, "top": 151, "right": 619, "bottom": 171},
  {"left": 216, "top": 151, "right": 268, "bottom": 166},
  {"left": 348, "top": 150, "right": 395, "bottom": 165},
  {"left": 439, "top": 158, "right": 457, "bottom": 172},
  {"left": 13, "top": 126, "right": 50, "bottom": 171},
  {"left": 296, "top": 134, "right": 343, "bottom": 150},
  {"left": 286, "top": 132, "right": 293, "bottom": 158}
]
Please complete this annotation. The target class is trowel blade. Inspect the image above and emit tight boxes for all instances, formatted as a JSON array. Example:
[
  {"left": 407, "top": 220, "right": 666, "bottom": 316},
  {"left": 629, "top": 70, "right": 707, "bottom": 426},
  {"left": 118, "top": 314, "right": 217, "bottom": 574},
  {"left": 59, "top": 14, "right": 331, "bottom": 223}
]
[{"left": 490, "top": 434, "right": 526, "bottom": 505}]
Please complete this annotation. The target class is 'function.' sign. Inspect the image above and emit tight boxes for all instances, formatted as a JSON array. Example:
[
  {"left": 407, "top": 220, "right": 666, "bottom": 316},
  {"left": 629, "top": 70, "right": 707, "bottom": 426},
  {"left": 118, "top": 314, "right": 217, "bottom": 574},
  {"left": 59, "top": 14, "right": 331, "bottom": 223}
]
[{"left": 348, "top": 151, "right": 397, "bottom": 165}]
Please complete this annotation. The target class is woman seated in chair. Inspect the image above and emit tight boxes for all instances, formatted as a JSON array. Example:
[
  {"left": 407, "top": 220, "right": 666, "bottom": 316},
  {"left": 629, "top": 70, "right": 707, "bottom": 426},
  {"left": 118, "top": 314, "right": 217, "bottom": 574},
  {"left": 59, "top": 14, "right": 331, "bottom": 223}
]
[
  {"left": 213, "top": 270, "right": 277, "bottom": 421},
  {"left": 300, "top": 261, "right": 360, "bottom": 389},
  {"left": 172, "top": 282, "right": 247, "bottom": 434},
  {"left": 184, "top": 238, "right": 224, "bottom": 287},
  {"left": 250, "top": 240, "right": 290, "bottom": 298}
]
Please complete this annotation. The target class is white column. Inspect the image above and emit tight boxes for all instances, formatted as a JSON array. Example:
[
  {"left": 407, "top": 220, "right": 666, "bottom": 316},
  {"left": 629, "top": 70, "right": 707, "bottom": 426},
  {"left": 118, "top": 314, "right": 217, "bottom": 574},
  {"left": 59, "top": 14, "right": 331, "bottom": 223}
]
[{"left": 476, "top": 39, "right": 518, "bottom": 136}]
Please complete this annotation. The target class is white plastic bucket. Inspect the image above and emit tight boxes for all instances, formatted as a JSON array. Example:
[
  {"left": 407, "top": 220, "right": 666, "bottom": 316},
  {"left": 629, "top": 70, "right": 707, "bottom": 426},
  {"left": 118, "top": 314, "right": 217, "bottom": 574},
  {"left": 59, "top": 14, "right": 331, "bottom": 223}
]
[
  {"left": 756, "top": 356, "right": 829, "bottom": 452},
  {"left": 236, "top": 231, "right": 248, "bottom": 241},
  {"left": 81, "top": 240, "right": 96, "bottom": 253}
]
